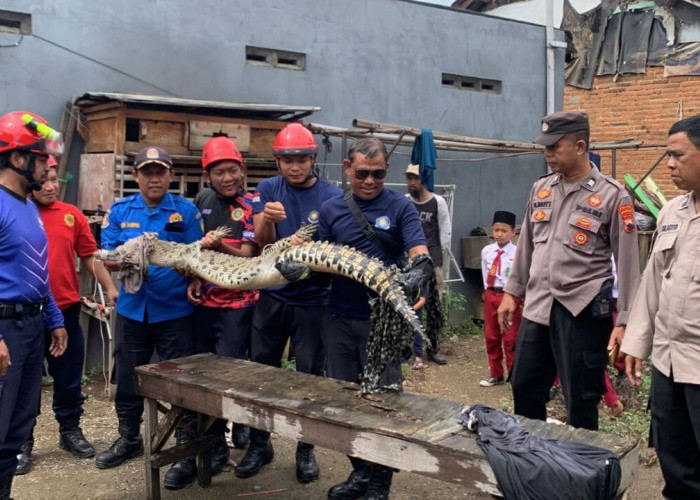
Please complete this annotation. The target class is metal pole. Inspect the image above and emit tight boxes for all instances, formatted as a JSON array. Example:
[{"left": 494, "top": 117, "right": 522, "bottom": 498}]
[
  {"left": 341, "top": 133, "right": 348, "bottom": 190},
  {"left": 546, "top": 0, "right": 555, "bottom": 115},
  {"left": 611, "top": 149, "right": 617, "bottom": 179},
  {"left": 632, "top": 151, "right": 669, "bottom": 191}
]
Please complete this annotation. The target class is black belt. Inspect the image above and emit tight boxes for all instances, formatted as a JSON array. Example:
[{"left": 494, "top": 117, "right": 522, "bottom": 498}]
[
  {"left": 0, "top": 302, "right": 45, "bottom": 319},
  {"left": 487, "top": 287, "right": 504, "bottom": 293}
]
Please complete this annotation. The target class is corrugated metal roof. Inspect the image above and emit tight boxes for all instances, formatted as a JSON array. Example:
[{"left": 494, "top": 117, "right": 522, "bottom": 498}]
[{"left": 73, "top": 92, "right": 320, "bottom": 121}]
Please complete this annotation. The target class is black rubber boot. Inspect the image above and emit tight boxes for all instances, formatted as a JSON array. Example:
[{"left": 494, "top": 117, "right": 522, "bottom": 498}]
[
  {"left": 364, "top": 465, "right": 394, "bottom": 500},
  {"left": 234, "top": 429, "right": 273, "bottom": 478},
  {"left": 163, "top": 428, "right": 197, "bottom": 490},
  {"left": 95, "top": 418, "right": 144, "bottom": 469},
  {"left": 59, "top": 417, "right": 95, "bottom": 458},
  {"left": 14, "top": 435, "right": 33, "bottom": 475},
  {"left": 327, "top": 457, "right": 371, "bottom": 499},
  {"left": 232, "top": 423, "right": 249, "bottom": 449},
  {"left": 428, "top": 350, "right": 447, "bottom": 365},
  {"left": 296, "top": 441, "right": 319, "bottom": 483},
  {"left": 0, "top": 474, "right": 13, "bottom": 500},
  {"left": 210, "top": 435, "right": 230, "bottom": 475}
]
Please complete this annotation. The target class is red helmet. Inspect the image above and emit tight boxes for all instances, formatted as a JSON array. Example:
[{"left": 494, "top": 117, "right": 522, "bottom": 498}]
[
  {"left": 201, "top": 136, "right": 243, "bottom": 171},
  {"left": 0, "top": 111, "right": 54, "bottom": 155},
  {"left": 48, "top": 155, "right": 58, "bottom": 168},
  {"left": 273, "top": 123, "right": 317, "bottom": 156}
]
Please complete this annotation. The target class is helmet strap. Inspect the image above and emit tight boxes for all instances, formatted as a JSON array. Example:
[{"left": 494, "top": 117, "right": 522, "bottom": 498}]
[{"left": 7, "top": 153, "right": 43, "bottom": 192}]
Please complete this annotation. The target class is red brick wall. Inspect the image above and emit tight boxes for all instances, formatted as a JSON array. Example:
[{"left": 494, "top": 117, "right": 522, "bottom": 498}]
[{"left": 564, "top": 66, "right": 700, "bottom": 199}]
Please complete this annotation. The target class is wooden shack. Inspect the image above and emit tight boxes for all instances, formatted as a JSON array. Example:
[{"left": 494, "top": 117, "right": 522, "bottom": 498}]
[
  {"left": 71, "top": 92, "right": 320, "bottom": 376},
  {"left": 71, "top": 92, "right": 320, "bottom": 212}
]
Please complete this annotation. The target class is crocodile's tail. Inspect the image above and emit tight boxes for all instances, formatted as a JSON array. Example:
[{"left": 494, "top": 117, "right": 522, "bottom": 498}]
[{"left": 280, "top": 241, "right": 426, "bottom": 341}]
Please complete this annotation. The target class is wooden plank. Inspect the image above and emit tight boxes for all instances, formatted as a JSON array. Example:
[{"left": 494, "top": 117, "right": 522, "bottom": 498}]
[
  {"left": 78, "top": 154, "right": 115, "bottom": 212},
  {"left": 188, "top": 120, "right": 251, "bottom": 151},
  {"left": 137, "top": 120, "right": 188, "bottom": 155},
  {"left": 125, "top": 108, "right": 289, "bottom": 130},
  {"left": 85, "top": 116, "right": 118, "bottom": 153},
  {"left": 152, "top": 405, "right": 184, "bottom": 452},
  {"left": 249, "top": 127, "right": 281, "bottom": 157},
  {"left": 136, "top": 355, "right": 639, "bottom": 496},
  {"left": 144, "top": 397, "right": 160, "bottom": 500}
]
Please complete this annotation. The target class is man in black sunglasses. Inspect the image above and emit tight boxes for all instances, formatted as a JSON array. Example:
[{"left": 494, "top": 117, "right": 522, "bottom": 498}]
[{"left": 319, "top": 137, "right": 431, "bottom": 500}]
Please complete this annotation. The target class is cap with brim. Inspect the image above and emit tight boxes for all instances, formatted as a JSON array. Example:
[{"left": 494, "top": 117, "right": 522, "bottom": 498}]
[
  {"left": 405, "top": 163, "right": 420, "bottom": 176},
  {"left": 134, "top": 146, "right": 173, "bottom": 170},
  {"left": 534, "top": 111, "right": 589, "bottom": 146}
]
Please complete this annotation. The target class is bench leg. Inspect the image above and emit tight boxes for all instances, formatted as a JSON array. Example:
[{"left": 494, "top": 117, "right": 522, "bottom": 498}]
[
  {"left": 144, "top": 397, "right": 161, "bottom": 500},
  {"left": 197, "top": 413, "right": 212, "bottom": 487}
]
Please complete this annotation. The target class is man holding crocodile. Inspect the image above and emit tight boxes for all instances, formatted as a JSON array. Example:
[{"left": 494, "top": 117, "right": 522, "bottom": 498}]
[
  {"left": 97, "top": 146, "right": 204, "bottom": 478},
  {"left": 238, "top": 123, "right": 341, "bottom": 482},
  {"left": 319, "top": 137, "right": 433, "bottom": 500}
]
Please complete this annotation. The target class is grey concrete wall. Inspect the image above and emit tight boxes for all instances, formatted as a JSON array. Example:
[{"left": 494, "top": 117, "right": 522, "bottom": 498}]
[{"left": 1, "top": 0, "right": 564, "bottom": 323}]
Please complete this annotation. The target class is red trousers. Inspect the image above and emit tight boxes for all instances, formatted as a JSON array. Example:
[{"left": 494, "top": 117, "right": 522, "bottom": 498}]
[{"left": 483, "top": 289, "right": 522, "bottom": 379}]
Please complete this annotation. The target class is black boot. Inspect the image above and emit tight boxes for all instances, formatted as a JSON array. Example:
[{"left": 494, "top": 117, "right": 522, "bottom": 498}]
[
  {"left": 234, "top": 429, "right": 273, "bottom": 478},
  {"left": 95, "top": 418, "right": 144, "bottom": 469},
  {"left": 0, "top": 474, "right": 13, "bottom": 500},
  {"left": 327, "top": 457, "right": 371, "bottom": 499},
  {"left": 296, "top": 441, "right": 319, "bottom": 483},
  {"left": 163, "top": 428, "right": 197, "bottom": 490},
  {"left": 59, "top": 417, "right": 95, "bottom": 458},
  {"left": 232, "top": 423, "right": 249, "bottom": 449},
  {"left": 14, "top": 436, "right": 33, "bottom": 475},
  {"left": 427, "top": 349, "right": 447, "bottom": 365},
  {"left": 210, "top": 435, "right": 230, "bottom": 475},
  {"left": 364, "top": 465, "right": 393, "bottom": 500}
]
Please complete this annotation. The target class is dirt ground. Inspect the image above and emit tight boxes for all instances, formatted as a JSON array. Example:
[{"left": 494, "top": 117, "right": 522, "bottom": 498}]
[{"left": 14, "top": 334, "right": 664, "bottom": 499}]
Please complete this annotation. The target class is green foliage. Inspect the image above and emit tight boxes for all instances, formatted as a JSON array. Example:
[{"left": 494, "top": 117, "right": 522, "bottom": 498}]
[
  {"left": 442, "top": 288, "right": 467, "bottom": 320},
  {"left": 282, "top": 358, "right": 297, "bottom": 371},
  {"left": 598, "top": 368, "right": 655, "bottom": 465},
  {"left": 81, "top": 362, "right": 104, "bottom": 386}
]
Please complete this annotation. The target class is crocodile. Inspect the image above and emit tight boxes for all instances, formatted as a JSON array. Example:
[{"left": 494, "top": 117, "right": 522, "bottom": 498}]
[{"left": 96, "top": 225, "right": 428, "bottom": 362}]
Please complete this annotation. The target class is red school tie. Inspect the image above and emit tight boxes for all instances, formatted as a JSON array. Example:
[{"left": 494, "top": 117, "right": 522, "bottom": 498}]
[{"left": 486, "top": 249, "right": 504, "bottom": 287}]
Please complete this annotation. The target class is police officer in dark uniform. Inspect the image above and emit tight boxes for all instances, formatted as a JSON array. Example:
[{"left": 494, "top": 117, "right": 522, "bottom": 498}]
[
  {"left": 0, "top": 111, "right": 67, "bottom": 500},
  {"left": 96, "top": 146, "right": 204, "bottom": 477}
]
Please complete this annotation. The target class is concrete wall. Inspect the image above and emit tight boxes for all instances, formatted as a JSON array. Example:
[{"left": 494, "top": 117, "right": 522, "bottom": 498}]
[{"left": 1, "top": 0, "right": 565, "bottom": 324}]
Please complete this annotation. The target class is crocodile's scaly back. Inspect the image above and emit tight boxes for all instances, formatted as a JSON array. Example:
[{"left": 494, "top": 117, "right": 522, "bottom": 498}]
[{"left": 279, "top": 241, "right": 424, "bottom": 337}]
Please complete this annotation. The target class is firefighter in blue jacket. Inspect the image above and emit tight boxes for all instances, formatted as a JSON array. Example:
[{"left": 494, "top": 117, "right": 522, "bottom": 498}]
[{"left": 0, "top": 111, "right": 67, "bottom": 500}]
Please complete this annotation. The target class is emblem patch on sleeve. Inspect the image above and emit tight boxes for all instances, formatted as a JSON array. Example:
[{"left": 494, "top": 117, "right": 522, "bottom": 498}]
[{"left": 617, "top": 203, "right": 636, "bottom": 233}]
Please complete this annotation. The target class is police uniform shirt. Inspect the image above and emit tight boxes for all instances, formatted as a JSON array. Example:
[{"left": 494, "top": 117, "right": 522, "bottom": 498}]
[
  {"left": 481, "top": 241, "right": 517, "bottom": 290},
  {"left": 504, "top": 166, "right": 640, "bottom": 326},
  {"left": 0, "top": 186, "right": 64, "bottom": 334},
  {"left": 622, "top": 193, "right": 700, "bottom": 385},
  {"left": 101, "top": 192, "right": 204, "bottom": 323},
  {"left": 252, "top": 175, "right": 342, "bottom": 306},
  {"left": 318, "top": 188, "right": 426, "bottom": 320},
  {"left": 193, "top": 187, "right": 258, "bottom": 309}
]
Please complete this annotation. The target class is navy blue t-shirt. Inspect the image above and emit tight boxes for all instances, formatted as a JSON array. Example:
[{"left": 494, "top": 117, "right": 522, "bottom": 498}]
[
  {"left": 318, "top": 188, "right": 426, "bottom": 319},
  {"left": 252, "top": 176, "right": 342, "bottom": 306}
]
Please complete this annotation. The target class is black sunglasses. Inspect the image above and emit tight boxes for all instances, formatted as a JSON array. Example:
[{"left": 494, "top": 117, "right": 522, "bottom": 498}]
[{"left": 354, "top": 168, "right": 387, "bottom": 180}]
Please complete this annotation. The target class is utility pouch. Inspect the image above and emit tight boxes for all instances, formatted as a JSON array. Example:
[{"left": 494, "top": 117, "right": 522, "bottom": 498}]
[{"left": 590, "top": 280, "right": 613, "bottom": 319}]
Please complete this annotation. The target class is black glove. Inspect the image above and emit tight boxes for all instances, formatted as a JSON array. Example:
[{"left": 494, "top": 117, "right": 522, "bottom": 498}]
[{"left": 399, "top": 253, "right": 433, "bottom": 300}]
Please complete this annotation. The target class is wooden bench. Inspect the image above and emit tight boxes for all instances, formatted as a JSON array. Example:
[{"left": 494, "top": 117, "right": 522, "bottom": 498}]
[{"left": 135, "top": 353, "right": 639, "bottom": 499}]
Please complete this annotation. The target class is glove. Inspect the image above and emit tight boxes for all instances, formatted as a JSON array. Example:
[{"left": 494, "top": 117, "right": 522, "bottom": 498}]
[{"left": 399, "top": 253, "right": 433, "bottom": 300}]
